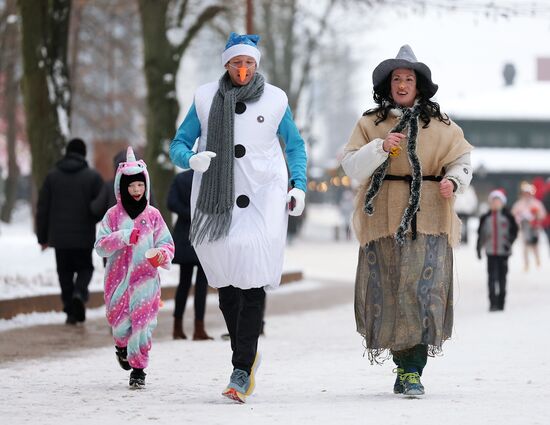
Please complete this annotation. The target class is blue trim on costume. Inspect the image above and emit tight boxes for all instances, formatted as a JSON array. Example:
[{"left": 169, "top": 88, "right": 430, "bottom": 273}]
[
  {"left": 169, "top": 103, "right": 201, "bottom": 169},
  {"left": 277, "top": 106, "right": 307, "bottom": 192}
]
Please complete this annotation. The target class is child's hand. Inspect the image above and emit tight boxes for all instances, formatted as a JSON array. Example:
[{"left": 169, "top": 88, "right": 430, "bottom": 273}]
[
  {"left": 129, "top": 228, "right": 140, "bottom": 245},
  {"left": 145, "top": 248, "right": 164, "bottom": 267}
]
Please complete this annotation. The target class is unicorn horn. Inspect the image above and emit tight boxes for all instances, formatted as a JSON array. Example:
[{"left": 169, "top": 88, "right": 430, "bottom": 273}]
[{"left": 126, "top": 146, "right": 136, "bottom": 162}]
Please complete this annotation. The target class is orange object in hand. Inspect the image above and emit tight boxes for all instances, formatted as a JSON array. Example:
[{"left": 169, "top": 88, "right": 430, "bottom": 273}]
[
  {"left": 238, "top": 67, "right": 247, "bottom": 82},
  {"left": 389, "top": 146, "right": 402, "bottom": 157}
]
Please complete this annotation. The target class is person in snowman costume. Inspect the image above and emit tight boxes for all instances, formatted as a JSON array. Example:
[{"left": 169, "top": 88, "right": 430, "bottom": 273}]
[{"left": 170, "top": 32, "right": 307, "bottom": 403}]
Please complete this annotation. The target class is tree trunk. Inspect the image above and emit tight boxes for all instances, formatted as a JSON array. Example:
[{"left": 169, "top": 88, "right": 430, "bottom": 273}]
[
  {"left": 138, "top": 0, "right": 179, "bottom": 224},
  {"left": 138, "top": 0, "right": 225, "bottom": 224},
  {"left": 0, "top": 0, "right": 20, "bottom": 223},
  {"left": 18, "top": 0, "right": 71, "bottom": 196}
]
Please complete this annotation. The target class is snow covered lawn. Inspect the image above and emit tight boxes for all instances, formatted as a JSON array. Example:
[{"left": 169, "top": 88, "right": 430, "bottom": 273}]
[{"left": 1, "top": 203, "right": 549, "bottom": 424}]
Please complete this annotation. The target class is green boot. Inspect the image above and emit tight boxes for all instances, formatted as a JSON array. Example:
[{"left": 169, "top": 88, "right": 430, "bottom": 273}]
[
  {"left": 402, "top": 371, "right": 425, "bottom": 396},
  {"left": 393, "top": 368, "right": 405, "bottom": 394}
]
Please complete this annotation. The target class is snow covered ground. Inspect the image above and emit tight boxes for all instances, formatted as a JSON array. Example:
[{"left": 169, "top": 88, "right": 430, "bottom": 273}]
[{"left": 1, "top": 203, "right": 550, "bottom": 424}]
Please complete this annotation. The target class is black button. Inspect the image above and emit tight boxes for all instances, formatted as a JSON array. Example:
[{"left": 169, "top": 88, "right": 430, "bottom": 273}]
[
  {"left": 235, "top": 102, "right": 247, "bottom": 114},
  {"left": 257, "top": 115, "right": 264, "bottom": 123},
  {"left": 234, "top": 144, "right": 246, "bottom": 158},
  {"left": 236, "top": 195, "right": 250, "bottom": 208}
]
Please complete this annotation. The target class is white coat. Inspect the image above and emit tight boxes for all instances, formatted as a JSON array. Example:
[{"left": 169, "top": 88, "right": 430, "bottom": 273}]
[{"left": 191, "top": 82, "right": 289, "bottom": 290}]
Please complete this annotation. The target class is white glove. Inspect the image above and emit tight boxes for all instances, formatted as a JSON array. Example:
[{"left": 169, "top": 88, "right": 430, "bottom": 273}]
[
  {"left": 189, "top": 151, "right": 217, "bottom": 172},
  {"left": 287, "top": 188, "right": 305, "bottom": 216}
]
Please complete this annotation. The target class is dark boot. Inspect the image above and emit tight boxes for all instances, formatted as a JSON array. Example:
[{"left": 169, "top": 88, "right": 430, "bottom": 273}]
[
  {"left": 115, "top": 346, "right": 131, "bottom": 370},
  {"left": 173, "top": 317, "right": 186, "bottom": 340},
  {"left": 71, "top": 296, "right": 86, "bottom": 322},
  {"left": 129, "top": 368, "right": 146, "bottom": 388},
  {"left": 193, "top": 319, "right": 213, "bottom": 340}
]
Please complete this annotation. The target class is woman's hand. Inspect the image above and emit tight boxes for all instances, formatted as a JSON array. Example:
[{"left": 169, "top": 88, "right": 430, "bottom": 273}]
[
  {"left": 382, "top": 132, "right": 405, "bottom": 153},
  {"left": 439, "top": 178, "right": 455, "bottom": 199}
]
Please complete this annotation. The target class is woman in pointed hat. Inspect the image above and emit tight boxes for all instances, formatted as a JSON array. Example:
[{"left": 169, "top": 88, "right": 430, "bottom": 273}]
[
  {"left": 95, "top": 147, "right": 175, "bottom": 389},
  {"left": 341, "top": 45, "right": 473, "bottom": 396}
]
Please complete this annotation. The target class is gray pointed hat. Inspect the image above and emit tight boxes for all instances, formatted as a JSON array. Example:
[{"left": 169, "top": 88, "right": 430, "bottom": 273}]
[{"left": 372, "top": 45, "right": 438, "bottom": 98}]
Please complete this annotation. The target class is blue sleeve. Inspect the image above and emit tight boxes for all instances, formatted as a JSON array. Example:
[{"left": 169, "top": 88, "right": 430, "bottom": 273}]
[
  {"left": 277, "top": 106, "right": 308, "bottom": 192},
  {"left": 169, "top": 103, "right": 201, "bottom": 169}
]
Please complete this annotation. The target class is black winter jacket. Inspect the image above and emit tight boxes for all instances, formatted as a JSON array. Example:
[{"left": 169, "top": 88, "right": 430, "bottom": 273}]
[
  {"left": 167, "top": 170, "right": 199, "bottom": 265},
  {"left": 36, "top": 153, "right": 104, "bottom": 249}
]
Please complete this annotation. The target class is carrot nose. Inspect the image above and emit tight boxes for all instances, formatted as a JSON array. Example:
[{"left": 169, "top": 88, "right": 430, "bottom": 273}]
[{"left": 238, "top": 67, "right": 247, "bottom": 82}]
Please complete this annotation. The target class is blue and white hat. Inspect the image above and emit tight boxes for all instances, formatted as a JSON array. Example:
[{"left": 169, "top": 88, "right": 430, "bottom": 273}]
[{"left": 221, "top": 32, "right": 261, "bottom": 67}]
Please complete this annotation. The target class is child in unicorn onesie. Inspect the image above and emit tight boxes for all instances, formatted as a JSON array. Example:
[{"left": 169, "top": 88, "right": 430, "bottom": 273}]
[{"left": 95, "top": 147, "right": 174, "bottom": 388}]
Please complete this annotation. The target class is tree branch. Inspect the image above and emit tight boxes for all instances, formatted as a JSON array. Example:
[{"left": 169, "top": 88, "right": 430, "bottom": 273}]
[
  {"left": 174, "top": 5, "right": 226, "bottom": 59},
  {"left": 294, "top": 0, "right": 336, "bottom": 108}
]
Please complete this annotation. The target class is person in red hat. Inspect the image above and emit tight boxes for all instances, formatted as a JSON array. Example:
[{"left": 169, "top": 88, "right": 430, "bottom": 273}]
[
  {"left": 476, "top": 189, "right": 518, "bottom": 311},
  {"left": 511, "top": 182, "right": 547, "bottom": 271}
]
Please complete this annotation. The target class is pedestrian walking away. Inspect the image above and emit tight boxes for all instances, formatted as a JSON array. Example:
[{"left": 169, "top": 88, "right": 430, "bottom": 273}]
[
  {"left": 36, "top": 138, "right": 104, "bottom": 325},
  {"left": 511, "top": 181, "right": 547, "bottom": 271},
  {"left": 476, "top": 189, "right": 518, "bottom": 311},
  {"left": 170, "top": 32, "right": 307, "bottom": 403},
  {"left": 167, "top": 169, "right": 213, "bottom": 341},
  {"left": 95, "top": 147, "right": 175, "bottom": 389},
  {"left": 341, "top": 45, "right": 473, "bottom": 396}
]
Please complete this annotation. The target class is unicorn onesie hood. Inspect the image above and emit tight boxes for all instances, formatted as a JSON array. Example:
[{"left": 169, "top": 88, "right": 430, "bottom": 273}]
[{"left": 95, "top": 147, "right": 174, "bottom": 369}]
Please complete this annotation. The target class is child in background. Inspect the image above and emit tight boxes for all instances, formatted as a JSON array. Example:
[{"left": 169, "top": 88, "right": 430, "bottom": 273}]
[
  {"left": 477, "top": 189, "right": 518, "bottom": 311},
  {"left": 512, "top": 182, "right": 547, "bottom": 271},
  {"left": 95, "top": 147, "right": 174, "bottom": 388}
]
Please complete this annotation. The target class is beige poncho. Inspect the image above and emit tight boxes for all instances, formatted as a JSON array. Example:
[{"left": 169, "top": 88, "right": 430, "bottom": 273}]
[{"left": 345, "top": 113, "right": 473, "bottom": 247}]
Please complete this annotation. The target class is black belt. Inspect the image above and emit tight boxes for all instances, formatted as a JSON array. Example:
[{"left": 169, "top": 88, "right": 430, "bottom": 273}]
[{"left": 383, "top": 174, "right": 443, "bottom": 240}]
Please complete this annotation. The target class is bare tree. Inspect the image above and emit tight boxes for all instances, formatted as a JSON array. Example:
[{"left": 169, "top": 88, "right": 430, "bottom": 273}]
[
  {"left": 257, "top": 0, "right": 337, "bottom": 117},
  {"left": 18, "top": 0, "right": 71, "bottom": 199},
  {"left": 70, "top": 0, "right": 145, "bottom": 146},
  {"left": 137, "top": 0, "right": 225, "bottom": 222},
  {"left": 0, "top": 0, "right": 21, "bottom": 222}
]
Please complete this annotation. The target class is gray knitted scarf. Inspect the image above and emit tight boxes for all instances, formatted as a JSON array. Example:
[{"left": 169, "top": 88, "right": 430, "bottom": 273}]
[
  {"left": 190, "top": 71, "right": 265, "bottom": 245},
  {"left": 363, "top": 104, "right": 423, "bottom": 245}
]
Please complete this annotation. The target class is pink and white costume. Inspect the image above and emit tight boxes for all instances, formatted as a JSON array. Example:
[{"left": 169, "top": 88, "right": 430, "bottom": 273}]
[{"left": 95, "top": 147, "right": 174, "bottom": 369}]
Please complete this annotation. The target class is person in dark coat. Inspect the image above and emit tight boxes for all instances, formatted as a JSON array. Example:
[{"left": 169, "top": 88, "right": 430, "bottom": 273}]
[
  {"left": 476, "top": 189, "right": 518, "bottom": 311},
  {"left": 36, "top": 138, "right": 104, "bottom": 324},
  {"left": 167, "top": 169, "right": 212, "bottom": 340}
]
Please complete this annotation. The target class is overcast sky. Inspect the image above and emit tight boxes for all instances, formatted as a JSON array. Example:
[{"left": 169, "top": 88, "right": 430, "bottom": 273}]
[{"left": 344, "top": 2, "right": 550, "bottom": 112}]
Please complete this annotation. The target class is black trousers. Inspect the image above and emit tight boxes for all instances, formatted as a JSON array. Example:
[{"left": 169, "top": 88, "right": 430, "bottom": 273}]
[
  {"left": 392, "top": 344, "right": 428, "bottom": 375},
  {"left": 173, "top": 264, "right": 208, "bottom": 320},
  {"left": 487, "top": 255, "right": 509, "bottom": 310},
  {"left": 218, "top": 286, "right": 266, "bottom": 374},
  {"left": 54, "top": 248, "right": 94, "bottom": 314}
]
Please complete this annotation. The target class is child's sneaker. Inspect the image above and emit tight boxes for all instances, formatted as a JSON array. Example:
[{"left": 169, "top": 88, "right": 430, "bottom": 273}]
[
  {"left": 129, "top": 368, "right": 146, "bottom": 389},
  {"left": 115, "top": 346, "right": 131, "bottom": 371},
  {"left": 392, "top": 367, "right": 405, "bottom": 394},
  {"left": 222, "top": 369, "right": 249, "bottom": 403},
  {"left": 402, "top": 372, "right": 425, "bottom": 396}
]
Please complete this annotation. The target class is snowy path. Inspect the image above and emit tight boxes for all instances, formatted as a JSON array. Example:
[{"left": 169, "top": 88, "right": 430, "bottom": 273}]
[{"left": 2, "top": 235, "right": 550, "bottom": 424}]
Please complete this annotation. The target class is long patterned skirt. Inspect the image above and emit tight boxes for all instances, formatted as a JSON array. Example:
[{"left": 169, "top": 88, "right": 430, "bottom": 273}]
[{"left": 354, "top": 234, "right": 453, "bottom": 362}]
